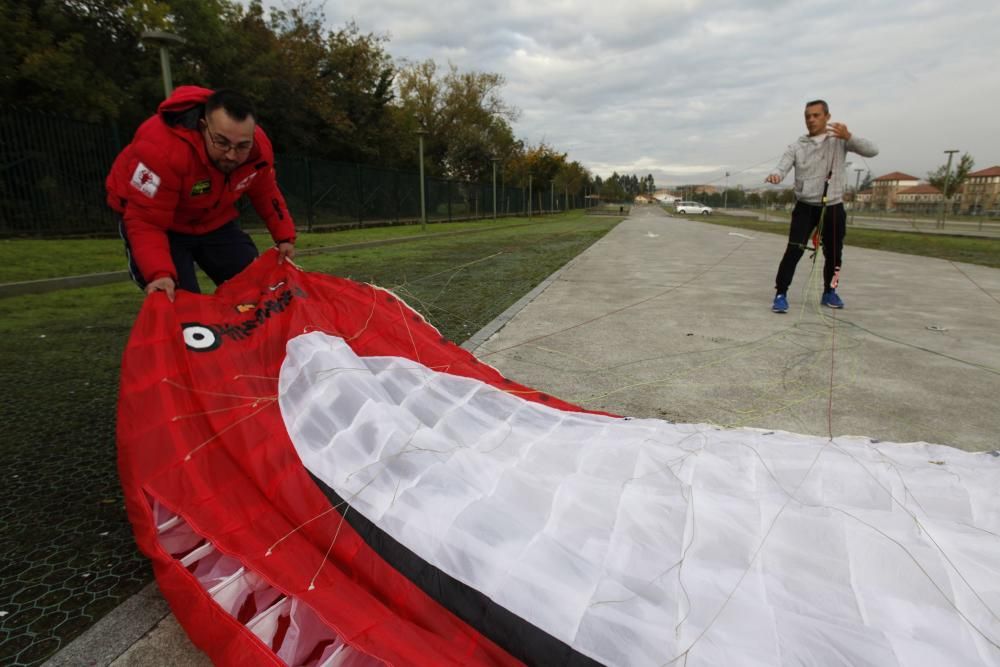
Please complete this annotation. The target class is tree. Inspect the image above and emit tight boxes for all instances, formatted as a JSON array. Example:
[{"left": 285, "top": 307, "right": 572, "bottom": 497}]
[
  {"left": 396, "top": 59, "right": 519, "bottom": 181},
  {"left": 599, "top": 172, "right": 627, "bottom": 202},
  {"left": 928, "top": 153, "right": 974, "bottom": 199},
  {"left": 722, "top": 188, "right": 745, "bottom": 208},
  {"left": 0, "top": 0, "right": 166, "bottom": 122}
]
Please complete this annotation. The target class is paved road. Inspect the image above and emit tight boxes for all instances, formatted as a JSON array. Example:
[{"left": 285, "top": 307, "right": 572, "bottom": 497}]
[{"left": 478, "top": 205, "right": 1000, "bottom": 451}]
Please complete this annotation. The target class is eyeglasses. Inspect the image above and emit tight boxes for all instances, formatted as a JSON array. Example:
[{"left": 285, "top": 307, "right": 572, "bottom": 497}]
[{"left": 201, "top": 119, "right": 253, "bottom": 155}]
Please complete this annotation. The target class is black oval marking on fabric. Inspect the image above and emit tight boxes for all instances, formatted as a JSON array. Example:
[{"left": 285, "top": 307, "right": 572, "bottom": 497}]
[{"left": 181, "top": 323, "right": 222, "bottom": 352}]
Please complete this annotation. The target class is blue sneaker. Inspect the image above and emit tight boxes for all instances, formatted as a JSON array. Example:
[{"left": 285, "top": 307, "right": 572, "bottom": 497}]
[
  {"left": 821, "top": 290, "right": 844, "bottom": 308},
  {"left": 772, "top": 293, "right": 788, "bottom": 313}
]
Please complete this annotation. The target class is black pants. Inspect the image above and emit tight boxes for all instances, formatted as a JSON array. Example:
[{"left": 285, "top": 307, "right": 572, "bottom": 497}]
[
  {"left": 774, "top": 202, "right": 846, "bottom": 294},
  {"left": 119, "top": 219, "right": 259, "bottom": 293}
]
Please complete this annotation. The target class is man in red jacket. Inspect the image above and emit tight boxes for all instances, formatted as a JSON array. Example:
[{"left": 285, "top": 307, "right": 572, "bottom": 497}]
[{"left": 107, "top": 87, "right": 296, "bottom": 301}]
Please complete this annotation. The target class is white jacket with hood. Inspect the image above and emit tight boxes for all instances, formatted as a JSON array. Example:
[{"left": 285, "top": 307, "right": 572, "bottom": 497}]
[{"left": 773, "top": 133, "right": 878, "bottom": 205}]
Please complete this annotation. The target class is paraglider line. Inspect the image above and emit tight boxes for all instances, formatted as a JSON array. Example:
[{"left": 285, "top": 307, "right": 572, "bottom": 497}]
[
  {"left": 183, "top": 400, "right": 276, "bottom": 462},
  {"left": 478, "top": 239, "right": 752, "bottom": 359},
  {"left": 310, "top": 506, "right": 350, "bottom": 591},
  {"left": 162, "top": 377, "right": 272, "bottom": 401},
  {"left": 949, "top": 261, "right": 1000, "bottom": 307},
  {"left": 396, "top": 299, "right": 422, "bottom": 364},
  {"left": 172, "top": 400, "right": 267, "bottom": 421},
  {"left": 346, "top": 284, "right": 379, "bottom": 341}
]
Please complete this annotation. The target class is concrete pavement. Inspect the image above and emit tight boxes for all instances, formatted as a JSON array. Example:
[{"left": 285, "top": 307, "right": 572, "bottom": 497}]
[
  {"left": 477, "top": 205, "right": 1000, "bottom": 451},
  {"left": 47, "top": 205, "right": 1000, "bottom": 665}
]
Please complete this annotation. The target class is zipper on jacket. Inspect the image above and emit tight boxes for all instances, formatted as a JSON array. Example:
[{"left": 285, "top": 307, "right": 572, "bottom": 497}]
[{"left": 213, "top": 174, "right": 229, "bottom": 209}]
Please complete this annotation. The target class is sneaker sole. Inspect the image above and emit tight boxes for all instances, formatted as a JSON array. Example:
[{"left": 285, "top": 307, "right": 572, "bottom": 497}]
[{"left": 822, "top": 303, "right": 844, "bottom": 309}]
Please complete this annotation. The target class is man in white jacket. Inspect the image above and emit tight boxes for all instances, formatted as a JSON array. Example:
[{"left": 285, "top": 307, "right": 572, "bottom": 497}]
[{"left": 766, "top": 100, "right": 878, "bottom": 312}]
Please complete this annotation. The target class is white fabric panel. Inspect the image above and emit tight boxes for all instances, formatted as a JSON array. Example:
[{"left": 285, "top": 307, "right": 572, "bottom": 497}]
[{"left": 279, "top": 332, "right": 1000, "bottom": 667}]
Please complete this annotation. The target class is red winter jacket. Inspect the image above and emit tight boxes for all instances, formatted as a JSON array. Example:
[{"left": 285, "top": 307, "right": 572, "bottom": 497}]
[{"left": 106, "top": 86, "right": 296, "bottom": 282}]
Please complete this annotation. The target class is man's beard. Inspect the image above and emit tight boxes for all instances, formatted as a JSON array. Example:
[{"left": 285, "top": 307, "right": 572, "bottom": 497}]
[{"left": 213, "top": 158, "right": 239, "bottom": 174}]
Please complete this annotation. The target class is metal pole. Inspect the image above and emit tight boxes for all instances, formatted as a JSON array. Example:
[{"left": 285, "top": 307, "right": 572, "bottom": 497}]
[
  {"left": 724, "top": 171, "right": 729, "bottom": 210},
  {"left": 940, "top": 149, "right": 958, "bottom": 228},
  {"left": 550, "top": 179, "right": 555, "bottom": 214},
  {"left": 491, "top": 158, "right": 499, "bottom": 221},
  {"left": 528, "top": 175, "right": 532, "bottom": 220},
  {"left": 417, "top": 130, "right": 427, "bottom": 232},
  {"left": 158, "top": 47, "right": 174, "bottom": 97},
  {"left": 304, "top": 156, "right": 313, "bottom": 232},
  {"left": 141, "top": 31, "right": 185, "bottom": 99}
]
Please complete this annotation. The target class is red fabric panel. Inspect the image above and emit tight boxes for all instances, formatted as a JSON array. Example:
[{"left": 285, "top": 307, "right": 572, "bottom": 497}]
[{"left": 119, "top": 251, "right": 596, "bottom": 665}]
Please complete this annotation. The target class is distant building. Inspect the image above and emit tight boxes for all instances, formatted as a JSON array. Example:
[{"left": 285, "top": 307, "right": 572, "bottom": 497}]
[
  {"left": 961, "top": 166, "right": 1000, "bottom": 214},
  {"left": 895, "top": 183, "right": 942, "bottom": 215},
  {"left": 872, "top": 172, "right": 920, "bottom": 211},
  {"left": 856, "top": 189, "right": 873, "bottom": 211}
]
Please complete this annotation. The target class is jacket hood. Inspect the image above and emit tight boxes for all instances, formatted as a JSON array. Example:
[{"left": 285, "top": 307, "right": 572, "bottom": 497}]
[{"left": 157, "top": 85, "right": 214, "bottom": 115}]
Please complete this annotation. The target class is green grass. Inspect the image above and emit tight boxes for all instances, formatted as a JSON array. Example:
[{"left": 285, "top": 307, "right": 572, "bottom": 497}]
[
  {"left": 0, "top": 212, "right": 622, "bottom": 663},
  {"left": 0, "top": 215, "right": 544, "bottom": 284},
  {"left": 689, "top": 214, "right": 1000, "bottom": 269}
]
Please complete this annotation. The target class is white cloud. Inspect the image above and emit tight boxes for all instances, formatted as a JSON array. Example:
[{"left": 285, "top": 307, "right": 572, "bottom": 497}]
[{"left": 259, "top": 0, "right": 1000, "bottom": 186}]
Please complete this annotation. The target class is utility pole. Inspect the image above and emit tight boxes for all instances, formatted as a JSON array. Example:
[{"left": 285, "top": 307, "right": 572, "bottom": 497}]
[
  {"left": 940, "top": 149, "right": 959, "bottom": 228},
  {"left": 416, "top": 127, "right": 428, "bottom": 232},
  {"left": 852, "top": 168, "right": 864, "bottom": 224}
]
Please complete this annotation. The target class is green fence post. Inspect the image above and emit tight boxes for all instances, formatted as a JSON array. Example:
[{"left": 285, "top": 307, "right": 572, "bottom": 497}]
[
  {"left": 356, "top": 163, "right": 363, "bottom": 228},
  {"left": 305, "top": 156, "right": 314, "bottom": 232}
]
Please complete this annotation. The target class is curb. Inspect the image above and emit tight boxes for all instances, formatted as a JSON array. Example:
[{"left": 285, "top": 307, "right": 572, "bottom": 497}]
[
  {"left": 461, "top": 261, "right": 573, "bottom": 353},
  {"left": 42, "top": 582, "right": 169, "bottom": 667}
]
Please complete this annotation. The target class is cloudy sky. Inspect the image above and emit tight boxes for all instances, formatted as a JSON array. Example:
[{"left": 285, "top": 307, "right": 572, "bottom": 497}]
[{"left": 274, "top": 0, "right": 999, "bottom": 189}]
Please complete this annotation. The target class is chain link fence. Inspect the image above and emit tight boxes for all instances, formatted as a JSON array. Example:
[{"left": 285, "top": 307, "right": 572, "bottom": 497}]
[{"left": 0, "top": 109, "right": 584, "bottom": 237}]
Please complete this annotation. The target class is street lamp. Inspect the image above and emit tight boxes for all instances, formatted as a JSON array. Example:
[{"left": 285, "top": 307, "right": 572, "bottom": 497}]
[
  {"left": 415, "top": 127, "right": 428, "bottom": 232},
  {"left": 140, "top": 30, "right": 186, "bottom": 99}
]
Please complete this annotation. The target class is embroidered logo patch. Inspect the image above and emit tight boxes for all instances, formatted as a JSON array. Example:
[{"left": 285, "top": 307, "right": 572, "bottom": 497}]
[
  {"left": 191, "top": 179, "right": 211, "bottom": 196},
  {"left": 130, "top": 162, "right": 161, "bottom": 198}
]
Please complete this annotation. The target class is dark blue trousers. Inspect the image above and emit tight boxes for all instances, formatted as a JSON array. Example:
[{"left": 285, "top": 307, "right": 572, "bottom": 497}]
[
  {"left": 774, "top": 202, "right": 846, "bottom": 295},
  {"left": 119, "top": 219, "right": 259, "bottom": 293}
]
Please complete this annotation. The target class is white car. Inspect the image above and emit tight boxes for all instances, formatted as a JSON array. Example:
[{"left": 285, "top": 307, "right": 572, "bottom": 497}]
[{"left": 674, "top": 201, "right": 712, "bottom": 215}]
